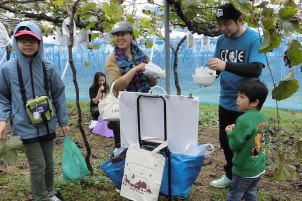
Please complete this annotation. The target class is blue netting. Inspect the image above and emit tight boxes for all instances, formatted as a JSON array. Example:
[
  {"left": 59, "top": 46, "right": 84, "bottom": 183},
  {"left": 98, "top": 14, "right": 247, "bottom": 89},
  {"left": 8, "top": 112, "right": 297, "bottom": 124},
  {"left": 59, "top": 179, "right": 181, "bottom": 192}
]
[{"left": 0, "top": 37, "right": 301, "bottom": 110}]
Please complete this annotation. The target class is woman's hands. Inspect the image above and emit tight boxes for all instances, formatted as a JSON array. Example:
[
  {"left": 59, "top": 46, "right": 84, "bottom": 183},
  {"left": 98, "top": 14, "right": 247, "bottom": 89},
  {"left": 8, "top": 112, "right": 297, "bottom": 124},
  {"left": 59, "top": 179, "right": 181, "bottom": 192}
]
[
  {"left": 133, "top": 63, "right": 146, "bottom": 73},
  {"left": 98, "top": 85, "right": 105, "bottom": 93}
]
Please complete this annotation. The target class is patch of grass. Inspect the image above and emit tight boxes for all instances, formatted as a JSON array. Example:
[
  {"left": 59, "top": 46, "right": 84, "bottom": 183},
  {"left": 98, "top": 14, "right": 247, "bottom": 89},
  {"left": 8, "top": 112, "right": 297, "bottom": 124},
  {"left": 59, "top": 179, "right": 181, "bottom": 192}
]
[
  {"left": 262, "top": 108, "right": 302, "bottom": 139},
  {"left": 199, "top": 103, "right": 219, "bottom": 130},
  {"left": 207, "top": 187, "right": 229, "bottom": 201},
  {"left": 0, "top": 166, "right": 30, "bottom": 200},
  {"left": 257, "top": 190, "right": 272, "bottom": 201}
]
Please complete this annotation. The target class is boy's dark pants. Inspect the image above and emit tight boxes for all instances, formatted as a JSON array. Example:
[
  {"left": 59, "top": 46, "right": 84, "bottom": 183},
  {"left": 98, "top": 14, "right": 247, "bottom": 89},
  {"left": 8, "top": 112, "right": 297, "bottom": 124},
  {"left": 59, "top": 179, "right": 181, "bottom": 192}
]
[
  {"left": 227, "top": 175, "right": 261, "bottom": 201},
  {"left": 24, "top": 139, "right": 56, "bottom": 201},
  {"left": 219, "top": 106, "right": 243, "bottom": 180}
]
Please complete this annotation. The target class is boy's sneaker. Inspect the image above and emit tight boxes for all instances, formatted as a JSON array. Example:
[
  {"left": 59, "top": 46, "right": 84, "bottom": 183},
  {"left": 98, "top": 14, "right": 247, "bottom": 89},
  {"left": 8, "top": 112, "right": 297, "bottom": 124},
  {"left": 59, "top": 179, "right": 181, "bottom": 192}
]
[
  {"left": 210, "top": 175, "right": 231, "bottom": 188},
  {"left": 50, "top": 195, "right": 61, "bottom": 201}
]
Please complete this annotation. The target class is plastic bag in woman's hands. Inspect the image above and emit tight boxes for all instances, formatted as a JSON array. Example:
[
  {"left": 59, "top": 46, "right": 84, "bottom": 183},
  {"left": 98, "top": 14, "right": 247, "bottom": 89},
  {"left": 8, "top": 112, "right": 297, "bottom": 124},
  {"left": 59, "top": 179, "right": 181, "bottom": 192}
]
[
  {"left": 144, "top": 62, "right": 166, "bottom": 79},
  {"left": 62, "top": 135, "right": 90, "bottom": 180}
]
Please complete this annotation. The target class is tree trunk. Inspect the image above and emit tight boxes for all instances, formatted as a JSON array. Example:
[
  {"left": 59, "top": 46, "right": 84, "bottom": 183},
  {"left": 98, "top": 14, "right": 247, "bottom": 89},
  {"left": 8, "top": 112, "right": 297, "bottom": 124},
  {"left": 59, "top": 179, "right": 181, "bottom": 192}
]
[
  {"left": 67, "top": 0, "right": 93, "bottom": 175},
  {"left": 172, "top": 35, "right": 187, "bottom": 95}
]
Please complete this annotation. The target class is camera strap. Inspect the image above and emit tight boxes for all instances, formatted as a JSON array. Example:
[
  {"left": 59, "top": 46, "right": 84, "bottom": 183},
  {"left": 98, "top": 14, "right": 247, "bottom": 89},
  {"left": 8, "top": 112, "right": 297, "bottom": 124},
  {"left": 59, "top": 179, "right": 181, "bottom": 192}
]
[{"left": 17, "top": 61, "right": 51, "bottom": 135}]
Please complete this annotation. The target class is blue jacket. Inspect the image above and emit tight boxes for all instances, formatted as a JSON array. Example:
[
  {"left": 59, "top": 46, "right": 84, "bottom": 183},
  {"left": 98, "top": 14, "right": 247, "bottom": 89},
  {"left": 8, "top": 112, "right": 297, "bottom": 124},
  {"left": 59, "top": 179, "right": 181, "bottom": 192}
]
[{"left": 0, "top": 21, "right": 68, "bottom": 140}]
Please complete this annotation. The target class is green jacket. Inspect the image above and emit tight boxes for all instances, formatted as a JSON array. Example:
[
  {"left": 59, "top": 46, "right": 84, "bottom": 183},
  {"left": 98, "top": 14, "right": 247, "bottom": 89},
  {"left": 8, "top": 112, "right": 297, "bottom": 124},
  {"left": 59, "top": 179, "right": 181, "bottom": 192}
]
[{"left": 227, "top": 110, "right": 269, "bottom": 177}]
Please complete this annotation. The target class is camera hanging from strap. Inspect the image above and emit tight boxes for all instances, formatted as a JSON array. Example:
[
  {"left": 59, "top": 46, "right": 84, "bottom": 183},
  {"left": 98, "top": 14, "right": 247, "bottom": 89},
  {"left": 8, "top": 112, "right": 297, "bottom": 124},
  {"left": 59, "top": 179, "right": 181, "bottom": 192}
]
[{"left": 17, "top": 61, "right": 51, "bottom": 135}]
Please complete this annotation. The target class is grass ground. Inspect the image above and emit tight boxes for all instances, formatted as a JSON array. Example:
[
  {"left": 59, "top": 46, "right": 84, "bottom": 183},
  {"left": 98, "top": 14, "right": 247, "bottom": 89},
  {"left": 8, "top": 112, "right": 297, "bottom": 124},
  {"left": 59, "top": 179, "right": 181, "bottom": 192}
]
[{"left": 0, "top": 100, "right": 301, "bottom": 201}]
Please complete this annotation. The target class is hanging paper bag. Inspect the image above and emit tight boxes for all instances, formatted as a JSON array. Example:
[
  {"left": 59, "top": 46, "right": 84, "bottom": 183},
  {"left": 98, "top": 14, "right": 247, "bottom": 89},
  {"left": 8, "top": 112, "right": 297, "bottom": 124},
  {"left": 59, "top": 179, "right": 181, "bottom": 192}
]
[
  {"left": 62, "top": 135, "right": 90, "bottom": 180},
  {"left": 120, "top": 142, "right": 166, "bottom": 201},
  {"left": 98, "top": 80, "right": 119, "bottom": 121}
]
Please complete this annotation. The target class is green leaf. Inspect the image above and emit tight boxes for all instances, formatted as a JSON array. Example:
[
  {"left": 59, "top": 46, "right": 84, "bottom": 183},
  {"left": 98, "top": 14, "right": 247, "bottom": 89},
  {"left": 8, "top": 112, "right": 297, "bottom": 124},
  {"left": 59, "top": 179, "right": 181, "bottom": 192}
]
[
  {"left": 272, "top": 78, "right": 299, "bottom": 101},
  {"left": 285, "top": 40, "right": 302, "bottom": 66},
  {"left": 259, "top": 29, "right": 281, "bottom": 53},
  {"left": 278, "top": 1, "right": 298, "bottom": 19},
  {"left": 261, "top": 7, "right": 274, "bottom": 18},
  {"left": 140, "top": 18, "right": 151, "bottom": 28},
  {"left": 230, "top": 0, "right": 252, "bottom": 15},
  {"left": 182, "top": 0, "right": 199, "bottom": 9},
  {"left": 145, "top": 40, "right": 153, "bottom": 49},
  {"left": 296, "top": 139, "right": 302, "bottom": 159},
  {"left": 278, "top": 18, "right": 300, "bottom": 35},
  {"left": 6, "top": 136, "right": 24, "bottom": 151},
  {"left": 261, "top": 17, "right": 275, "bottom": 30},
  {"left": 52, "top": 0, "right": 67, "bottom": 6},
  {"left": 270, "top": 0, "right": 283, "bottom": 4},
  {"left": 4, "top": 148, "right": 18, "bottom": 166},
  {"left": 91, "top": 33, "right": 99, "bottom": 41},
  {"left": 278, "top": 6, "right": 297, "bottom": 19},
  {"left": 283, "top": 0, "right": 297, "bottom": 7},
  {"left": 84, "top": 61, "right": 91, "bottom": 67},
  {"left": 274, "top": 152, "right": 297, "bottom": 181},
  {"left": 0, "top": 139, "right": 5, "bottom": 158}
]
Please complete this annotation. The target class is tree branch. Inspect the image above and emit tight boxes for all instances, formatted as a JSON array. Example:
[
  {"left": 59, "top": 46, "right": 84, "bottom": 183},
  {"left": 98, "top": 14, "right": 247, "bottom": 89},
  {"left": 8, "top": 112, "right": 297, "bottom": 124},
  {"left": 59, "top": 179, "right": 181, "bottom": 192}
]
[
  {"left": 166, "top": 0, "right": 220, "bottom": 37},
  {"left": 0, "top": 4, "right": 104, "bottom": 32}
]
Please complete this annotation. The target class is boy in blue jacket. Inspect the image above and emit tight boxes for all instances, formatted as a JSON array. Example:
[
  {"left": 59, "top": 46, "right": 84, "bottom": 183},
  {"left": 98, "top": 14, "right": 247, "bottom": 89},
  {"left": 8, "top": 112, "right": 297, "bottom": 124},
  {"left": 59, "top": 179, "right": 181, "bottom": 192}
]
[
  {"left": 226, "top": 79, "right": 269, "bottom": 201},
  {"left": 0, "top": 21, "right": 69, "bottom": 201}
]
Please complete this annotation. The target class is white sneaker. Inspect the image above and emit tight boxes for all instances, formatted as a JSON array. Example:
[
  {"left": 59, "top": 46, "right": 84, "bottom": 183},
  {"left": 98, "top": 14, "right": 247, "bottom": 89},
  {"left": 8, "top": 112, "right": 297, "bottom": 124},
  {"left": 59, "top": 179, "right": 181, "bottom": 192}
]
[
  {"left": 210, "top": 175, "right": 232, "bottom": 188},
  {"left": 50, "top": 195, "right": 61, "bottom": 201}
]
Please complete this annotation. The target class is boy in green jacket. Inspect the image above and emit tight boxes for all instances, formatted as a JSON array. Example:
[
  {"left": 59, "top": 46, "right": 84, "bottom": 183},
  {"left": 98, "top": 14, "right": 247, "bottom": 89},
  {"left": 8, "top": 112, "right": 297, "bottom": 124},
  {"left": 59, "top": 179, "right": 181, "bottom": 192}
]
[{"left": 225, "top": 79, "right": 269, "bottom": 201}]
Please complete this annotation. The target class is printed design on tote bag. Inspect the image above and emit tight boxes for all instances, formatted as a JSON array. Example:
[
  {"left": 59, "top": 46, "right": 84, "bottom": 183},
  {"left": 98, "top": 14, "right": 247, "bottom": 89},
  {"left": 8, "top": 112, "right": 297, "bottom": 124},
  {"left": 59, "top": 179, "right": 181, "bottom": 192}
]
[{"left": 122, "top": 173, "right": 153, "bottom": 194}]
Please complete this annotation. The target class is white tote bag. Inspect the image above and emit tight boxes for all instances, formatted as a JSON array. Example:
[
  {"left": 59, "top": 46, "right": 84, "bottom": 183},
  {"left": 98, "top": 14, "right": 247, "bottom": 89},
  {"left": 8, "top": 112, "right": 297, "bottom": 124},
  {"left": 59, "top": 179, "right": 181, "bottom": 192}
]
[
  {"left": 120, "top": 142, "right": 167, "bottom": 201},
  {"left": 98, "top": 80, "right": 119, "bottom": 121}
]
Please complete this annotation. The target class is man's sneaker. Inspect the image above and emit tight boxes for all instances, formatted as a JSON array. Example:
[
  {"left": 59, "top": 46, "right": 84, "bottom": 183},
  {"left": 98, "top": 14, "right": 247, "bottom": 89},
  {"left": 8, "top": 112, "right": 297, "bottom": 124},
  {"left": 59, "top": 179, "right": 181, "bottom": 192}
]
[
  {"left": 210, "top": 175, "right": 232, "bottom": 188},
  {"left": 50, "top": 195, "right": 61, "bottom": 201}
]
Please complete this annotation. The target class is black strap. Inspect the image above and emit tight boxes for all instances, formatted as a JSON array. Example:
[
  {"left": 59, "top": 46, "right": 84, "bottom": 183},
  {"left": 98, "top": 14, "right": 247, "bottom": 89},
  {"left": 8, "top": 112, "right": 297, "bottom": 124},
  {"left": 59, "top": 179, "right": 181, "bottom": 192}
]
[
  {"left": 41, "top": 113, "right": 50, "bottom": 135},
  {"left": 17, "top": 62, "right": 27, "bottom": 107},
  {"left": 42, "top": 62, "right": 49, "bottom": 94},
  {"left": 17, "top": 61, "right": 51, "bottom": 134}
]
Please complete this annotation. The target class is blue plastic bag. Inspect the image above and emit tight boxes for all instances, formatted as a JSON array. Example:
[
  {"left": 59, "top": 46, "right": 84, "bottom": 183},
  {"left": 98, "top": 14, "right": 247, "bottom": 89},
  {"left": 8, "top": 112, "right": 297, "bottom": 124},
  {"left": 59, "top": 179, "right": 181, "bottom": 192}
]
[
  {"left": 160, "top": 152, "right": 204, "bottom": 198},
  {"left": 62, "top": 135, "right": 90, "bottom": 180},
  {"left": 100, "top": 145, "right": 208, "bottom": 197},
  {"left": 100, "top": 158, "right": 125, "bottom": 190}
]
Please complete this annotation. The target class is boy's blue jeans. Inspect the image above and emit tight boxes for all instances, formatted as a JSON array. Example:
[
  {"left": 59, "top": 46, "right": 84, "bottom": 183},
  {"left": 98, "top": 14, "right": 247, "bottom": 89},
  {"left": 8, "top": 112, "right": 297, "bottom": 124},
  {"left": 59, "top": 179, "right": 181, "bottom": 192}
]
[{"left": 227, "top": 174, "right": 262, "bottom": 201}]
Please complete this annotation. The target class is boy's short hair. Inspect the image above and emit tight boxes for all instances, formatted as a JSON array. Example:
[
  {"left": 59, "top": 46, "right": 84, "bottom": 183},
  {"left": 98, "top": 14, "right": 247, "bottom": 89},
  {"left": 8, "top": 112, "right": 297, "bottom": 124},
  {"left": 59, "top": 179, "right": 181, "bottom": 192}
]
[
  {"left": 216, "top": 3, "right": 242, "bottom": 21},
  {"left": 238, "top": 79, "right": 268, "bottom": 110}
]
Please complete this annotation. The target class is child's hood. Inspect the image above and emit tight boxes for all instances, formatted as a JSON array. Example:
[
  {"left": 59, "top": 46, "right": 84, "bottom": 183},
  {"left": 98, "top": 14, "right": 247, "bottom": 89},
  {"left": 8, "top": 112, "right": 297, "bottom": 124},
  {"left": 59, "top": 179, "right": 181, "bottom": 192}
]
[{"left": 13, "top": 21, "right": 44, "bottom": 61}]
